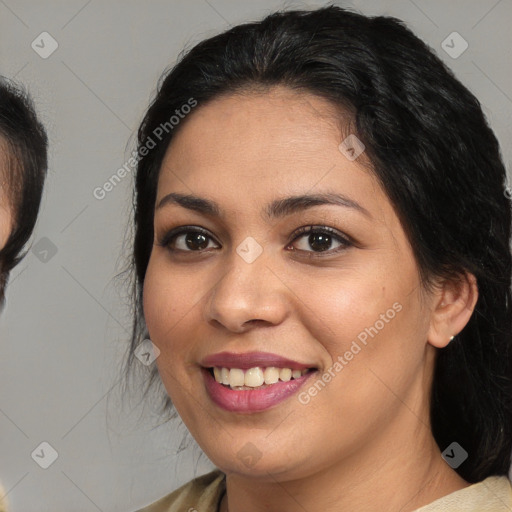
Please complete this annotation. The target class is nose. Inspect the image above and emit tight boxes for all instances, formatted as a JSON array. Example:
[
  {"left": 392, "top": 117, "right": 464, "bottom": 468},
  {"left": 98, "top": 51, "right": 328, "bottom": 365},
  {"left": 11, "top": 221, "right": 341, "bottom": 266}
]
[{"left": 204, "top": 248, "right": 290, "bottom": 333}]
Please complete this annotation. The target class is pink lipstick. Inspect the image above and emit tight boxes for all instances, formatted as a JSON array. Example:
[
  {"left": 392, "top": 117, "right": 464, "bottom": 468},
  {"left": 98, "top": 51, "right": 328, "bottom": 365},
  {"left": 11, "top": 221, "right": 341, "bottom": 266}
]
[{"left": 200, "top": 351, "right": 317, "bottom": 413}]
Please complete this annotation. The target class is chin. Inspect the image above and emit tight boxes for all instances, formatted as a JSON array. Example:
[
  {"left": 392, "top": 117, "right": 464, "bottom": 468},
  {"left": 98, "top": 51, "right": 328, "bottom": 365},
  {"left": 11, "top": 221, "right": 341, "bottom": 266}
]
[{"left": 206, "top": 443, "right": 314, "bottom": 481}]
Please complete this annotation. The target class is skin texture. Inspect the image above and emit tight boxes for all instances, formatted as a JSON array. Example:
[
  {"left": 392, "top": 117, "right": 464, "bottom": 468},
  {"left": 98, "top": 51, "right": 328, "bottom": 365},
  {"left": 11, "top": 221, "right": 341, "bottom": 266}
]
[
  {"left": 0, "top": 147, "right": 12, "bottom": 251},
  {"left": 0, "top": 201, "right": 10, "bottom": 250},
  {"left": 143, "top": 86, "right": 477, "bottom": 512}
]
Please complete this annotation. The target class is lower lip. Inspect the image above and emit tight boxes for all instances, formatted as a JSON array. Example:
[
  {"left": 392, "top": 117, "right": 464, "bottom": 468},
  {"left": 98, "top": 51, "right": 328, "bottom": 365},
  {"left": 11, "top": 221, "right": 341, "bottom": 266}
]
[{"left": 202, "top": 367, "right": 316, "bottom": 413}]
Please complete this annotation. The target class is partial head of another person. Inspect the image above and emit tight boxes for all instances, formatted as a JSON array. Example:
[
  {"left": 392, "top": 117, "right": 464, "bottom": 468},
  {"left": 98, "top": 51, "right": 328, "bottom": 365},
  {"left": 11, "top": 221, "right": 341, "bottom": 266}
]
[{"left": 0, "top": 77, "right": 48, "bottom": 308}]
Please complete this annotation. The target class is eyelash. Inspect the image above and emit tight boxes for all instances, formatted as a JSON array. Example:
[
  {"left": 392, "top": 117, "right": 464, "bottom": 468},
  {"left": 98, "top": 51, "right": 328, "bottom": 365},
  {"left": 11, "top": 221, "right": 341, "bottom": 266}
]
[{"left": 157, "top": 225, "right": 353, "bottom": 258}]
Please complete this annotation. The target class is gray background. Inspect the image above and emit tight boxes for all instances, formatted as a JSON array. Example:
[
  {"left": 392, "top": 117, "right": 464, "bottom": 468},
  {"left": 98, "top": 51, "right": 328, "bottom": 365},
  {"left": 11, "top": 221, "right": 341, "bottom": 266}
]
[{"left": 0, "top": 0, "right": 510, "bottom": 511}]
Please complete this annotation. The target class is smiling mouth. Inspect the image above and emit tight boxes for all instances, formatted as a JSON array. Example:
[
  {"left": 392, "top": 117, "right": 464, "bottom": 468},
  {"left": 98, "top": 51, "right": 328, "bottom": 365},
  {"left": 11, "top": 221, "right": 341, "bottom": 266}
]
[{"left": 207, "top": 366, "right": 317, "bottom": 390}]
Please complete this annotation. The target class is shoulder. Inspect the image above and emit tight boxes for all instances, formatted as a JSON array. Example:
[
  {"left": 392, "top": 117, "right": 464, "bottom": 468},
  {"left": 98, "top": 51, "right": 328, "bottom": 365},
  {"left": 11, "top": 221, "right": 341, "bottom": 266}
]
[
  {"left": 414, "top": 475, "right": 512, "bottom": 511},
  {"left": 135, "top": 469, "right": 226, "bottom": 512}
]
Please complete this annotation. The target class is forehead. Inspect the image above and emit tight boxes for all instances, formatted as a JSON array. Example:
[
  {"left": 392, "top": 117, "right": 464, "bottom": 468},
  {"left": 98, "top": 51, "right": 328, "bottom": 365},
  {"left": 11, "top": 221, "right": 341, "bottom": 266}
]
[
  {"left": 163, "top": 86, "right": 350, "bottom": 167},
  {"left": 156, "top": 87, "right": 391, "bottom": 222}
]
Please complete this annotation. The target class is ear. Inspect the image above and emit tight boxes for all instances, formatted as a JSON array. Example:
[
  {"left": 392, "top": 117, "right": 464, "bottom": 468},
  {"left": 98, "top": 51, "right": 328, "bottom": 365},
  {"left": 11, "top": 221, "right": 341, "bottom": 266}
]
[{"left": 427, "top": 272, "right": 478, "bottom": 349}]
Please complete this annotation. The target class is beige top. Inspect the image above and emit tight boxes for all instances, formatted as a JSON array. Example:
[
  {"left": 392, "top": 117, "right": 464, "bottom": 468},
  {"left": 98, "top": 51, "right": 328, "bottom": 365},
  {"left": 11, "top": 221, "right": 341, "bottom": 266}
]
[
  {"left": 0, "top": 483, "right": 7, "bottom": 512},
  {"left": 136, "top": 469, "right": 512, "bottom": 512}
]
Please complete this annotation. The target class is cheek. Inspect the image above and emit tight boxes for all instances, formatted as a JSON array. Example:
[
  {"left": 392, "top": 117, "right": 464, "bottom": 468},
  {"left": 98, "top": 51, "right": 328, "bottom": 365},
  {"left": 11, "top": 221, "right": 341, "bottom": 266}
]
[
  {"left": 142, "top": 264, "right": 166, "bottom": 338},
  {"left": 142, "top": 257, "right": 191, "bottom": 337},
  {"left": 142, "top": 259, "right": 189, "bottom": 398},
  {"left": 292, "top": 265, "right": 404, "bottom": 356},
  {"left": 299, "top": 260, "right": 427, "bottom": 401},
  {"left": 142, "top": 256, "right": 207, "bottom": 374},
  {"left": 142, "top": 258, "right": 185, "bottom": 367}
]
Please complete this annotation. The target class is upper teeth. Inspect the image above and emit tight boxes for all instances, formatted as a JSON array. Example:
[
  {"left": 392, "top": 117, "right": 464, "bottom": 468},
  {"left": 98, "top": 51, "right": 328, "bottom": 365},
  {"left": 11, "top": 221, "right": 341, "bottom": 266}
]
[{"left": 212, "top": 367, "right": 310, "bottom": 389}]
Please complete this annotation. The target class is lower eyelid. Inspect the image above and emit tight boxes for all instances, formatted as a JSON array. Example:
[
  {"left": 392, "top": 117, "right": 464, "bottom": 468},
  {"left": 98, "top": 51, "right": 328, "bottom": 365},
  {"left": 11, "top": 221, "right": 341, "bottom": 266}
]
[
  {"left": 158, "top": 230, "right": 217, "bottom": 250},
  {"left": 288, "top": 234, "right": 352, "bottom": 257}
]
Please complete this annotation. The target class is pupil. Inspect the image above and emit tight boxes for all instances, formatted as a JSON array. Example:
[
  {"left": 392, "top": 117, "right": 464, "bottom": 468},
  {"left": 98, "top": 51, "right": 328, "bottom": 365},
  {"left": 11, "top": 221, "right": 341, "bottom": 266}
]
[
  {"left": 310, "top": 233, "right": 331, "bottom": 252},
  {"left": 186, "top": 232, "right": 208, "bottom": 250}
]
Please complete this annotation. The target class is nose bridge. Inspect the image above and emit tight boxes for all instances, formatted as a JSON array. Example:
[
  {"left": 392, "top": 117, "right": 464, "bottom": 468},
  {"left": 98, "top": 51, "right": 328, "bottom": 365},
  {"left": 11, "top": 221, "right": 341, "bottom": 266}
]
[{"left": 205, "top": 238, "right": 288, "bottom": 331}]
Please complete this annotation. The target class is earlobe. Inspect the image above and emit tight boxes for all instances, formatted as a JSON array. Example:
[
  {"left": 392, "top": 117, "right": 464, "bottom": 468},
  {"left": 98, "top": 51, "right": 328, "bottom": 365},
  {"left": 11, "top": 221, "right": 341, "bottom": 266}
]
[{"left": 427, "top": 272, "right": 478, "bottom": 349}]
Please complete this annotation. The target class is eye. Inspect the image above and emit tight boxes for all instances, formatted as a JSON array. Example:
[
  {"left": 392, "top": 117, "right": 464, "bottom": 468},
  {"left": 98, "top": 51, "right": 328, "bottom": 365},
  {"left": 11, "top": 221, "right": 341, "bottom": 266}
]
[
  {"left": 157, "top": 225, "right": 352, "bottom": 257},
  {"left": 158, "top": 226, "right": 219, "bottom": 252},
  {"left": 287, "top": 226, "right": 352, "bottom": 257}
]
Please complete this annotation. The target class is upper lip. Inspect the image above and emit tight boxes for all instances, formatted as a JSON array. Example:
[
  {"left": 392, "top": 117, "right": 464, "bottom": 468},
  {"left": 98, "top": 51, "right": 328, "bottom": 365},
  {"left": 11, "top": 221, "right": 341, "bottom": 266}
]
[{"left": 200, "top": 351, "right": 316, "bottom": 370}]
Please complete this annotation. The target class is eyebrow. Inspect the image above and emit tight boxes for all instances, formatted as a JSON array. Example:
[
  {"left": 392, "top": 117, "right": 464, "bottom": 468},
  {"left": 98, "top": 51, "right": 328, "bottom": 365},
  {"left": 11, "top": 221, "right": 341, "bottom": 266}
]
[{"left": 156, "top": 191, "right": 372, "bottom": 220}]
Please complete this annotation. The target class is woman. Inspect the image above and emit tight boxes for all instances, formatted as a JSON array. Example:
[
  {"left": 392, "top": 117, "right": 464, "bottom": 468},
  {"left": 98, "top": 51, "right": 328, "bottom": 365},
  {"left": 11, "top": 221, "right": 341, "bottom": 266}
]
[
  {"left": 0, "top": 77, "right": 48, "bottom": 512},
  {"left": 128, "top": 5, "right": 512, "bottom": 511}
]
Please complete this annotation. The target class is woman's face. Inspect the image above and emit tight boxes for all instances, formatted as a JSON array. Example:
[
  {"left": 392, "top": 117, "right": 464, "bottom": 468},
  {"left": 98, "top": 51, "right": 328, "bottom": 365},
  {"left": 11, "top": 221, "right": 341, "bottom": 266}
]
[{"left": 143, "top": 86, "right": 438, "bottom": 480}]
